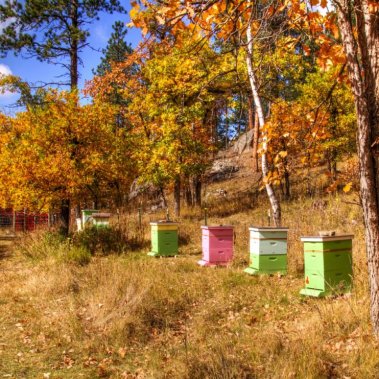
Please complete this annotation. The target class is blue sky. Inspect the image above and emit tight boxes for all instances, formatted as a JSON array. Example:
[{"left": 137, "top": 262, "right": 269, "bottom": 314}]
[{"left": 0, "top": 2, "right": 141, "bottom": 113}]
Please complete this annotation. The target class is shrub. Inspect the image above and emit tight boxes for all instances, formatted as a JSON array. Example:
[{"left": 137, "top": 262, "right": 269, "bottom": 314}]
[
  {"left": 72, "top": 226, "right": 128, "bottom": 255},
  {"left": 17, "top": 230, "right": 92, "bottom": 265}
]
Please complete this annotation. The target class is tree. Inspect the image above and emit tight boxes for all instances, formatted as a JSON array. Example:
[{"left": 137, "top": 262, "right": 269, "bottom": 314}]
[
  {"left": 331, "top": 0, "right": 379, "bottom": 335},
  {"left": 0, "top": 0, "right": 125, "bottom": 89},
  {"left": 129, "top": 0, "right": 293, "bottom": 226},
  {"left": 0, "top": 0, "right": 126, "bottom": 233},
  {"left": 266, "top": 67, "right": 356, "bottom": 198},
  {"left": 0, "top": 90, "right": 137, "bottom": 217},
  {"left": 94, "top": 21, "right": 133, "bottom": 77}
]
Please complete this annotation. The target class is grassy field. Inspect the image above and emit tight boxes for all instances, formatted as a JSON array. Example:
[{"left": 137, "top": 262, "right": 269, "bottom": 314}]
[{"left": 0, "top": 179, "right": 378, "bottom": 378}]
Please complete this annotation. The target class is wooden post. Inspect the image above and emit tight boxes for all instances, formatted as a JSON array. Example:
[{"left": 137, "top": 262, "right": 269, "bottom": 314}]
[
  {"left": 23, "top": 208, "right": 26, "bottom": 232},
  {"left": 138, "top": 207, "right": 142, "bottom": 229},
  {"left": 12, "top": 210, "right": 16, "bottom": 233}
]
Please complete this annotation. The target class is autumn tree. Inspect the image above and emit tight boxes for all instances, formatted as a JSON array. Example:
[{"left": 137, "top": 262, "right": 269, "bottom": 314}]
[
  {"left": 129, "top": 0, "right": 295, "bottom": 225},
  {"left": 0, "top": 91, "right": 136, "bottom": 224},
  {"left": 266, "top": 66, "right": 356, "bottom": 198}
]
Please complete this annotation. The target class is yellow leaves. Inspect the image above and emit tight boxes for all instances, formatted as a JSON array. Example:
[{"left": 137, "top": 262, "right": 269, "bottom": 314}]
[
  {"left": 0, "top": 90, "right": 136, "bottom": 210},
  {"left": 368, "top": 1, "right": 379, "bottom": 13},
  {"left": 343, "top": 182, "right": 353, "bottom": 193}
]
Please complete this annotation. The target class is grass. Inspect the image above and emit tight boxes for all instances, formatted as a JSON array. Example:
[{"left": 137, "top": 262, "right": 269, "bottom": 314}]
[{"left": 0, "top": 174, "right": 377, "bottom": 378}]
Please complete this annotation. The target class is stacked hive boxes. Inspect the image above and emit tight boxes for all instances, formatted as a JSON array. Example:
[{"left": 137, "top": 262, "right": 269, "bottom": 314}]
[
  {"left": 148, "top": 222, "right": 179, "bottom": 257},
  {"left": 244, "top": 226, "right": 289, "bottom": 275},
  {"left": 198, "top": 226, "right": 234, "bottom": 266},
  {"left": 300, "top": 235, "right": 353, "bottom": 297}
]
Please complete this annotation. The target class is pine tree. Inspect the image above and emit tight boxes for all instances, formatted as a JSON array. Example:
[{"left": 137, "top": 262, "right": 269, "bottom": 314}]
[
  {"left": 95, "top": 21, "right": 133, "bottom": 77},
  {"left": 0, "top": 0, "right": 126, "bottom": 89}
]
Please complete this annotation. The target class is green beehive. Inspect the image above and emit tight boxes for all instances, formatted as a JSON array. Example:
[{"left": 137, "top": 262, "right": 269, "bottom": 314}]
[
  {"left": 300, "top": 234, "right": 353, "bottom": 297},
  {"left": 82, "top": 209, "right": 99, "bottom": 228},
  {"left": 148, "top": 222, "right": 179, "bottom": 257},
  {"left": 91, "top": 213, "right": 111, "bottom": 228},
  {"left": 244, "top": 226, "right": 288, "bottom": 275}
]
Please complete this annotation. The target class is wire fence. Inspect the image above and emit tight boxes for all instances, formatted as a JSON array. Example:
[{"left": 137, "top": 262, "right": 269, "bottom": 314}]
[{"left": 0, "top": 209, "right": 49, "bottom": 233}]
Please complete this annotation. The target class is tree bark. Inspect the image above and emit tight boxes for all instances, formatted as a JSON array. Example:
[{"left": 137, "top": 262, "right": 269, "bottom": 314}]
[
  {"left": 184, "top": 176, "right": 193, "bottom": 207},
  {"left": 59, "top": 0, "right": 79, "bottom": 233},
  {"left": 193, "top": 175, "right": 202, "bottom": 207},
  {"left": 335, "top": 0, "right": 379, "bottom": 335},
  {"left": 252, "top": 109, "right": 260, "bottom": 173},
  {"left": 60, "top": 199, "right": 70, "bottom": 235},
  {"left": 248, "top": 95, "right": 259, "bottom": 172},
  {"left": 70, "top": 0, "right": 79, "bottom": 89},
  {"left": 246, "top": 23, "right": 282, "bottom": 226},
  {"left": 174, "top": 177, "right": 181, "bottom": 217}
]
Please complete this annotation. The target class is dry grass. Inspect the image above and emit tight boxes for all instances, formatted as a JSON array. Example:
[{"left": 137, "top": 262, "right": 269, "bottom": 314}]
[{"left": 0, "top": 174, "right": 377, "bottom": 378}]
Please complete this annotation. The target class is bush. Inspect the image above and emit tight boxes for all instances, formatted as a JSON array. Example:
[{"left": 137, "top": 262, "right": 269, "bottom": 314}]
[
  {"left": 17, "top": 230, "right": 91, "bottom": 265},
  {"left": 72, "top": 226, "right": 128, "bottom": 255},
  {"left": 61, "top": 245, "right": 91, "bottom": 266}
]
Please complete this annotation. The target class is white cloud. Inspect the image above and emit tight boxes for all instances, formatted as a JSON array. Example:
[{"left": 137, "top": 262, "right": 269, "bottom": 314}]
[
  {"left": 0, "top": 16, "right": 16, "bottom": 33},
  {"left": 0, "top": 63, "right": 15, "bottom": 98},
  {"left": 0, "top": 63, "right": 12, "bottom": 76}
]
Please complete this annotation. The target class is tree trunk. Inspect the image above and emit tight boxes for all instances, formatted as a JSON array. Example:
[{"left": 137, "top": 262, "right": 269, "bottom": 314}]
[
  {"left": 59, "top": 0, "right": 79, "bottom": 233},
  {"left": 336, "top": 0, "right": 379, "bottom": 335},
  {"left": 184, "top": 177, "right": 193, "bottom": 207},
  {"left": 194, "top": 175, "right": 202, "bottom": 207},
  {"left": 252, "top": 111, "right": 259, "bottom": 173},
  {"left": 174, "top": 177, "right": 181, "bottom": 217},
  {"left": 60, "top": 199, "right": 70, "bottom": 235},
  {"left": 70, "top": 0, "right": 79, "bottom": 89},
  {"left": 246, "top": 23, "right": 281, "bottom": 226},
  {"left": 284, "top": 167, "right": 290, "bottom": 200},
  {"left": 248, "top": 95, "right": 259, "bottom": 172}
]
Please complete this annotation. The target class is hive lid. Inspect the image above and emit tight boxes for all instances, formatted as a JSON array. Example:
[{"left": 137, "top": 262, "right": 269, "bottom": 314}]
[
  {"left": 301, "top": 234, "right": 354, "bottom": 242},
  {"left": 249, "top": 226, "right": 289, "bottom": 231},
  {"left": 201, "top": 225, "right": 234, "bottom": 229},
  {"left": 150, "top": 221, "right": 179, "bottom": 226}
]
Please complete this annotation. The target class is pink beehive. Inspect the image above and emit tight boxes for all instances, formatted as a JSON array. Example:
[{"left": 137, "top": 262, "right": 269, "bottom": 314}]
[{"left": 198, "top": 225, "right": 234, "bottom": 266}]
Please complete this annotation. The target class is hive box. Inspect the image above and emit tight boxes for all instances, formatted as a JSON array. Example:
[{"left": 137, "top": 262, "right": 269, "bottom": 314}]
[
  {"left": 244, "top": 226, "right": 289, "bottom": 275},
  {"left": 91, "top": 213, "right": 111, "bottom": 228},
  {"left": 148, "top": 222, "right": 179, "bottom": 257},
  {"left": 198, "top": 226, "right": 234, "bottom": 267},
  {"left": 300, "top": 235, "right": 353, "bottom": 297},
  {"left": 82, "top": 209, "right": 99, "bottom": 228}
]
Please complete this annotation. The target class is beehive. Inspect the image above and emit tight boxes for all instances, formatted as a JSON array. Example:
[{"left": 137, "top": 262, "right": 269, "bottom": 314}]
[
  {"left": 82, "top": 209, "right": 99, "bottom": 228},
  {"left": 244, "top": 226, "right": 289, "bottom": 275},
  {"left": 198, "top": 225, "right": 234, "bottom": 266},
  {"left": 148, "top": 222, "right": 179, "bottom": 257},
  {"left": 300, "top": 235, "right": 353, "bottom": 297},
  {"left": 91, "top": 213, "right": 111, "bottom": 228}
]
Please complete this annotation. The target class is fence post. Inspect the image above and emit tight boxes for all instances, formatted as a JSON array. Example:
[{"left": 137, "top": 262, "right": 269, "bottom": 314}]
[
  {"left": 138, "top": 207, "right": 142, "bottom": 229},
  {"left": 12, "top": 210, "right": 16, "bottom": 233},
  {"left": 23, "top": 208, "right": 26, "bottom": 232}
]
